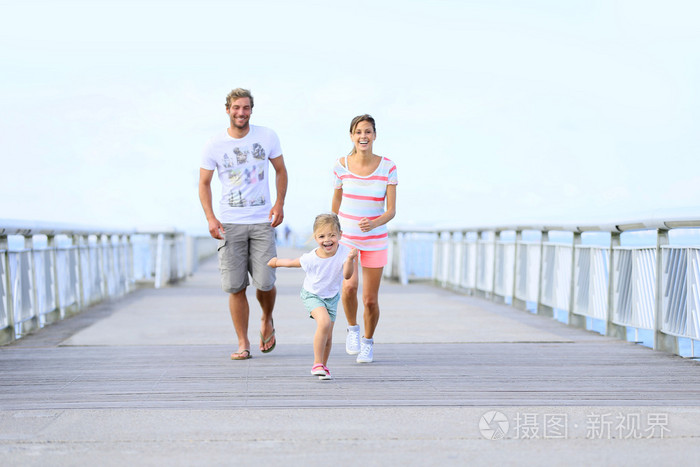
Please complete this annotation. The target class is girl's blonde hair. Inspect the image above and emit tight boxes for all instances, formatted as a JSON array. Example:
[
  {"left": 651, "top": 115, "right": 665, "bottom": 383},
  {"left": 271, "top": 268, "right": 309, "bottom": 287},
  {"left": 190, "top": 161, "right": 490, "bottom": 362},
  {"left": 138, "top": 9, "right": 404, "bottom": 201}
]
[{"left": 313, "top": 213, "right": 341, "bottom": 234}]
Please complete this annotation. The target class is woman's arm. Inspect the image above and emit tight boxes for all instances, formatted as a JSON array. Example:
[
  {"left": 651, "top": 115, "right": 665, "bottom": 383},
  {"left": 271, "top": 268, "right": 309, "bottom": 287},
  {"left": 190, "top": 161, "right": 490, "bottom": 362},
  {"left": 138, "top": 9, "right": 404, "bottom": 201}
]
[
  {"left": 331, "top": 187, "right": 343, "bottom": 214},
  {"left": 267, "top": 257, "right": 301, "bottom": 268}
]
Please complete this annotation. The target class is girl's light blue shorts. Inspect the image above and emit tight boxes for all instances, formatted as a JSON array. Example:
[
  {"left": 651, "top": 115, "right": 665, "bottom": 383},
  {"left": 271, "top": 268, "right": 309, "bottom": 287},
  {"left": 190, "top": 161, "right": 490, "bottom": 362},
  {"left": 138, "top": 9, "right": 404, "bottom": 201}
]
[{"left": 300, "top": 288, "right": 339, "bottom": 322}]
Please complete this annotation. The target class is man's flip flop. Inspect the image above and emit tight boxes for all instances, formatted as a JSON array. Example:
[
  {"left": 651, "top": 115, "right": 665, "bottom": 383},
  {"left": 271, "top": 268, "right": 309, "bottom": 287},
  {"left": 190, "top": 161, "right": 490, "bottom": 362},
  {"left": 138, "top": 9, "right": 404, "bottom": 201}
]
[
  {"left": 260, "top": 329, "right": 276, "bottom": 353},
  {"left": 231, "top": 349, "right": 251, "bottom": 360}
]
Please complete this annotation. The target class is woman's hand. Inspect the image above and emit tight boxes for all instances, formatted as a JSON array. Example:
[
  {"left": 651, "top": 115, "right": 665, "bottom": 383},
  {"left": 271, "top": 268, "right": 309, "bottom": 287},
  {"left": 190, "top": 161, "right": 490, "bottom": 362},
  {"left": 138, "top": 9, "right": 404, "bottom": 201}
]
[{"left": 358, "top": 217, "right": 375, "bottom": 232}]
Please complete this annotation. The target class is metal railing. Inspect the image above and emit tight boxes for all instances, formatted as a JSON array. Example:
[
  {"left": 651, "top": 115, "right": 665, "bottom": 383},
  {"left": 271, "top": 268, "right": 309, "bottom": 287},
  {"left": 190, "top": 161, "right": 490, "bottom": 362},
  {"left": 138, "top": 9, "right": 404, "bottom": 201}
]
[
  {"left": 386, "top": 216, "right": 700, "bottom": 358},
  {"left": 0, "top": 220, "right": 217, "bottom": 345}
]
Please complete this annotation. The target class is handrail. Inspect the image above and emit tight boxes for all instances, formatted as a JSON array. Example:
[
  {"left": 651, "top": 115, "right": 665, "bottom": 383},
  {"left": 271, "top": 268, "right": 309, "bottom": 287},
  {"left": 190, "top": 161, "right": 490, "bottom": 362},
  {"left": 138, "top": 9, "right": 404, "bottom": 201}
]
[
  {"left": 392, "top": 214, "right": 700, "bottom": 235},
  {"left": 0, "top": 219, "right": 134, "bottom": 236},
  {"left": 0, "top": 220, "right": 217, "bottom": 345},
  {"left": 385, "top": 216, "right": 700, "bottom": 358}
]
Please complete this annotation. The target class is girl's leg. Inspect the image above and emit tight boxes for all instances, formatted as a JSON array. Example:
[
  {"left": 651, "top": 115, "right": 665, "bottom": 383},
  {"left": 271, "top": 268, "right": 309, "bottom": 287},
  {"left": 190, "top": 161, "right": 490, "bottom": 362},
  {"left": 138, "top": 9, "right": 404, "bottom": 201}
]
[
  {"left": 322, "top": 321, "right": 335, "bottom": 365},
  {"left": 361, "top": 266, "right": 384, "bottom": 339},
  {"left": 310, "top": 307, "right": 332, "bottom": 364},
  {"left": 341, "top": 258, "right": 360, "bottom": 325}
]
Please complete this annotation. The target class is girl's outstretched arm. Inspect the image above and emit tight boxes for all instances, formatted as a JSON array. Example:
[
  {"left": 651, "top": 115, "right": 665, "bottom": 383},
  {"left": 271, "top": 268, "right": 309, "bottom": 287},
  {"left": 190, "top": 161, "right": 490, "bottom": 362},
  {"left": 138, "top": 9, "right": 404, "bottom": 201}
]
[
  {"left": 268, "top": 257, "right": 301, "bottom": 268},
  {"left": 343, "top": 248, "right": 358, "bottom": 279}
]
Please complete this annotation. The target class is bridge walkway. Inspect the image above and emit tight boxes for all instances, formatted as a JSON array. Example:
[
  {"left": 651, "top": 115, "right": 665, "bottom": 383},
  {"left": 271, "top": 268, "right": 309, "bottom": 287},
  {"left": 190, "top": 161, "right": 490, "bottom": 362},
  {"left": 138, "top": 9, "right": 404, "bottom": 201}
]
[{"left": 1, "top": 247, "right": 699, "bottom": 465}]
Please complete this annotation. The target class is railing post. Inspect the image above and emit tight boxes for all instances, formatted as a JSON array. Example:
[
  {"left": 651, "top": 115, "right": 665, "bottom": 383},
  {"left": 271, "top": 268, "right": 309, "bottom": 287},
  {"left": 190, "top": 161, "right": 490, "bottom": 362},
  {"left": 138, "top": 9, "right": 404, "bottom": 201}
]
[
  {"left": 460, "top": 231, "right": 471, "bottom": 293},
  {"left": 0, "top": 234, "right": 14, "bottom": 344},
  {"left": 445, "top": 231, "right": 454, "bottom": 288},
  {"left": 85, "top": 234, "right": 93, "bottom": 305},
  {"left": 186, "top": 235, "right": 196, "bottom": 277},
  {"left": 179, "top": 233, "right": 187, "bottom": 280},
  {"left": 120, "top": 234, "right": 130, "bottom": 294},
  {"left": 456, "top": 231, "right": 465, "bottom": 291},
  {"left": 23, "top": 235, "right": 40, "bottom": 336},
  {"left": 99, "top": 234, "right": 108, "bottom": 299},
  {"left": 432, "top": 232, "right": 440, "bottom": 283},
  {"left": 568, "top": 232, "right": 586, "bottom": 328},
  {"left": 453, "top": 231, "right": 462, "bottom": 290},
  {"left": 45, "top": 234, "right": 62, "bottom": 324},
  {"left": 606, "top": 232, "right": 626, "bottom": 339},
  {"left": 492, "top": 231, "right": 500, "bottom": 301},
  {"left": 398, "top": 232, "right": 408, "bottom": 286},
  {"left": 73, "top": 234, "right": 85, "bottom": 311},
  {"left": 440, "top": 231, "right": 450, "bottom": 288},
  {"left": 512, "top": 230, "right": 526, "bottom": 310},
  {"left": 654, "top": 229, "right": 678, "bottom": 353},
  {"left": 154, "top": 233, "right": 164, "bottom": 289},
  {"left": 126, "top": 234, "right": 134, "bottom": 292},
  {"left": 536, "top": 231, "right": 553, "bottom": 317},
  {"left": 474, "top": 231, "right": 483, "bottom": 298}
]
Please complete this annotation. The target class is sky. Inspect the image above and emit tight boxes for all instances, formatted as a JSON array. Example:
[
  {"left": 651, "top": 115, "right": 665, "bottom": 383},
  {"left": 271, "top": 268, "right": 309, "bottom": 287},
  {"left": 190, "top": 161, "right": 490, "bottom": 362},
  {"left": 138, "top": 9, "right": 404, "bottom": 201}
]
[{"left": 1, "top": 0, "right": 699, "bottom": 236}]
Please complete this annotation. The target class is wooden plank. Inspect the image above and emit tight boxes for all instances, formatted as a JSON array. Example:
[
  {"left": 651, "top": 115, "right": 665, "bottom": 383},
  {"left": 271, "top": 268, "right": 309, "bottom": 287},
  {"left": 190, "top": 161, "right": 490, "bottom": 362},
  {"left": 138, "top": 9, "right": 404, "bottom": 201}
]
[
  {"left": 1, "top": 342, "right": 699, "bottom": 409},
  {"left": 1, "top": 254, "right": 699, "bottom": 411}
]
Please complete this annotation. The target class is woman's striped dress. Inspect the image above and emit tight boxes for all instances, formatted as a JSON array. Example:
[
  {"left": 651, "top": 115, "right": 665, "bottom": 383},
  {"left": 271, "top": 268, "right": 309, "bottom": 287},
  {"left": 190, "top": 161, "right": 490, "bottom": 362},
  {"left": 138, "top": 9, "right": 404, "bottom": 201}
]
[{"left": 332, "top": 156, "right": 398, "bottom": 251}]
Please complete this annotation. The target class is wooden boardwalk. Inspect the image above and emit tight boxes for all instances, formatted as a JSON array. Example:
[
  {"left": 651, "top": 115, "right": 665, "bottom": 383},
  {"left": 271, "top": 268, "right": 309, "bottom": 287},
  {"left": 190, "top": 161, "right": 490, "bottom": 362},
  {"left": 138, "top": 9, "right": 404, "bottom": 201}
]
[{"left": 1, "top": 247, "right": 699, "bottom": 465}]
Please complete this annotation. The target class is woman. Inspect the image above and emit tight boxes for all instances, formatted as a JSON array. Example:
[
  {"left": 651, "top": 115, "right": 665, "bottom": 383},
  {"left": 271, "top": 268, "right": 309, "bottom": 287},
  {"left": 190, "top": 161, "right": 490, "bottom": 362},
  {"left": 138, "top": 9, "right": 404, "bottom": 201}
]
[{"left": 332, "top": 114, "right": 397, "bottom": 363}]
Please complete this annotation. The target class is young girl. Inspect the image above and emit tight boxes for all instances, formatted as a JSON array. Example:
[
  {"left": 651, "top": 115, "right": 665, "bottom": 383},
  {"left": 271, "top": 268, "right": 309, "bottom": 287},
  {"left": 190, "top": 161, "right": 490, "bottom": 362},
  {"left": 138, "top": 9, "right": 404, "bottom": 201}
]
[{"left": 268, "top": 213, "right": 357, "bottom": 380}]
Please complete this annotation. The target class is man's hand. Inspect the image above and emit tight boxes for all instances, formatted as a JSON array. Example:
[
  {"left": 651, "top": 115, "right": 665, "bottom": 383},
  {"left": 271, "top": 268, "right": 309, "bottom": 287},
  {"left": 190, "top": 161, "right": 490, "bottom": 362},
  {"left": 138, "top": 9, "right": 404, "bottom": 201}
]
[
  {"left": 208, "top": 218, "right": 225, "bottom": 240},
  {"left": 269, "top": 202, "right": 284, "bottom": 228}
]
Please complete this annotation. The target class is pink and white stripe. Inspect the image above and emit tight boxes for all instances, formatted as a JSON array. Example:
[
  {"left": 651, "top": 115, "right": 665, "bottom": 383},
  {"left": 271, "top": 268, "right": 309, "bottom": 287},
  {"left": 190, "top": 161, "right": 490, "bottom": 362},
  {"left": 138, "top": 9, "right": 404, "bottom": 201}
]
[{"left": 333, "top": 157, "right": 398, "bottom": 251}]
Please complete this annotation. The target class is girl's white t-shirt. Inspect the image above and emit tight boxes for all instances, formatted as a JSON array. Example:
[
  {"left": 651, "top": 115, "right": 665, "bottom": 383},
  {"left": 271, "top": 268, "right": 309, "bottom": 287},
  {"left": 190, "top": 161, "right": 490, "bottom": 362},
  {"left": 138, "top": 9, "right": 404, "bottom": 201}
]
[{"left": 299, "top": 244, "right": 350, "bottom": 298}]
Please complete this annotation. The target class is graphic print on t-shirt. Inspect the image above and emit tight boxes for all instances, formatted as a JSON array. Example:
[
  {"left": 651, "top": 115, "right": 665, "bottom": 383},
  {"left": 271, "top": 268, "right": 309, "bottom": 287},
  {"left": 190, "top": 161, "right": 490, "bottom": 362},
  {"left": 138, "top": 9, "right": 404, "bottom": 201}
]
[
  {"left": 252, "top": 143, "right": 266, "bottom": 160},
  {"left": 225, "top": 145, "right": 268, "bottom": 208},
  {"left": 233, "top": 147, "right": 248, "bottom": 164},
  {"left": 244, "top": 165, "right": 257, "bottom": 185},
  {"left": 228, "top": 169, "right": 244, "bottom": 187}
]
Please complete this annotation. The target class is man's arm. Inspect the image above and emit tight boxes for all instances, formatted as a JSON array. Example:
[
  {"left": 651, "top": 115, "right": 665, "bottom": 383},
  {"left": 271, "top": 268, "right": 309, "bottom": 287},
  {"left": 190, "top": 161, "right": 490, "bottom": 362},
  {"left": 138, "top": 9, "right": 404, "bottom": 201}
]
[
  {"left": 269, "top": 155, "right": 288, "bottom": 228},
  {"left": 198, "top": 168, "right": 224, "bottom": 240}
]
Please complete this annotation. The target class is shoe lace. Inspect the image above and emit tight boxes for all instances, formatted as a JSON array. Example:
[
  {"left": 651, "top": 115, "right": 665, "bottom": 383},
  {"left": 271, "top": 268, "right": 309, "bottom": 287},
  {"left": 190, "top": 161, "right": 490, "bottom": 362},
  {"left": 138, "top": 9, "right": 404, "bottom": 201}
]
[
  {"left": 347, "top": 329, "right": 359, "bottom": 347},
  {"left": 359, "top": 343, "right": 371, "bottom": 359}
]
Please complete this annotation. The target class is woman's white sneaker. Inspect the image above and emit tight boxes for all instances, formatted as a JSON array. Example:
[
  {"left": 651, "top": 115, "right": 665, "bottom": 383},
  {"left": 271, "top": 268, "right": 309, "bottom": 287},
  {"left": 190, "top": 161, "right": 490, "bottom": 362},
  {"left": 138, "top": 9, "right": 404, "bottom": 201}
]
[
  {"left": 346, "top": 325, "right": 361, "bottom": 355},
  {"left": 356, "top": 337, "right": 374, "bottom": 363}
]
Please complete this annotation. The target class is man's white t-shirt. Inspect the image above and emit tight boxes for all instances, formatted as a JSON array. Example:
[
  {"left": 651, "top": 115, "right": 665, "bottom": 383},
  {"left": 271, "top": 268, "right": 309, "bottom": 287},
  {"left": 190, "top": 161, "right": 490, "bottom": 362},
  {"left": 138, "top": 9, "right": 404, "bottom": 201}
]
[
  {"left": 299, "top": 244, "right": 350, "bottom": 299},
  {"left": 201, "top": 125, "right": 283, "bottom": 224}
]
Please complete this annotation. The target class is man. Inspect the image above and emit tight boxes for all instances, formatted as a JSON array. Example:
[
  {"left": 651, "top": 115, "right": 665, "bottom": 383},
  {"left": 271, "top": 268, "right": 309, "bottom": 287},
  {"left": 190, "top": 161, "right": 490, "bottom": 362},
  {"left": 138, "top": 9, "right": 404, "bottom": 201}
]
[{"left": 199, "top": 88, "right": 288, "bottom": 360}]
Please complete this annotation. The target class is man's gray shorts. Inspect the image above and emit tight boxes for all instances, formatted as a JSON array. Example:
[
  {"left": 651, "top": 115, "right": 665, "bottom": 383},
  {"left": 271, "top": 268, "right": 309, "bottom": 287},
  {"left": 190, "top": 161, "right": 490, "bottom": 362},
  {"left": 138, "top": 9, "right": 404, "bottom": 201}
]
[{"left": 217, "top": 223, "right": 276, "bottom": 294}]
